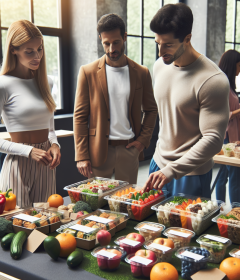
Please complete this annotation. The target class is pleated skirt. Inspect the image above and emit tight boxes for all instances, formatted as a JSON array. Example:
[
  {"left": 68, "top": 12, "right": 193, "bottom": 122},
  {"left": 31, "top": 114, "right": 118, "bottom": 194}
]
[{"left": 0, "top": 140, "right": 56, "bottom": 208}]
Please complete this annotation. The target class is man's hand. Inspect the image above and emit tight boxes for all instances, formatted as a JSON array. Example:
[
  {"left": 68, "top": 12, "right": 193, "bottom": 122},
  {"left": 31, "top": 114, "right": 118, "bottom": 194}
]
[
  {"left": 48, "top": 144, "right": 61, "bottom": 170},
  {"left": 77, "top": 160, "right": 92, "bottom": 178},
  {"left": 143, "top": 170, "right": 170, "bottom": 191},
  {"left": 126, "top": 140, "right": 145, "bottom": 153}
]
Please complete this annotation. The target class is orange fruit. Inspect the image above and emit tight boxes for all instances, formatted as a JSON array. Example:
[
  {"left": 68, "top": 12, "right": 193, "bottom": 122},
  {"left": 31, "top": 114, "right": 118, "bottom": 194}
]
[
  {"left": 56, "top": 233, "right": 77, "bottom": 257},
  {"left": 47, "top": 194, "right": 64, "bottom": 208},
  {"left": 220, "top": 257, "right": 240, "bottom": 280},
  {"left": 150, "top": 263, "right": 178, "bottom": 280}
]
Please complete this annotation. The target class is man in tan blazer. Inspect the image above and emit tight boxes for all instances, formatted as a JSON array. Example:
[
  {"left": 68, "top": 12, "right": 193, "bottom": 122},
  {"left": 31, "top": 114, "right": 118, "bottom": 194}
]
[{"left": 74, "top": 13, "right": 157, "bottom": 184}]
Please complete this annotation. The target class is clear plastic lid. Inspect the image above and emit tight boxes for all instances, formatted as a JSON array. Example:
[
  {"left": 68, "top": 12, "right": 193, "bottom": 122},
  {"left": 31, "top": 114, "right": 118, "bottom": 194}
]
[
  {"left": 175, "top": 246, "right": 210, "bottom": 263},
  {"left": 114, "top": 235, "right": 145, "bottom": 247},
  {"left": 196, "top": 234, "right": 232, "bottom": 248},
  {"left": 91, "top": 246, "right": 124, "bottom": 259},
  {"left": 144, "top": 240, "right": 174, "bottom": 254},
  {"left": 163, "top": 227, "right": 195, "bottom": 239},
  {"left": 134, "top": 222, "right": 165, "bottom": 233},
  {"left": 6, "top": 207, "right": 63, "bottom": 229},
  {"left": 125, "top": 253, "right": 158, "bottom": 267},
  {"left": 151, "top": 193, "right": 223, "bottom": 220},
  {"left": 229, "top": 248, "right": 240, "bottom": 258},
  {"left": 64, "top": 177, "right": 128, "bottom": 196}
]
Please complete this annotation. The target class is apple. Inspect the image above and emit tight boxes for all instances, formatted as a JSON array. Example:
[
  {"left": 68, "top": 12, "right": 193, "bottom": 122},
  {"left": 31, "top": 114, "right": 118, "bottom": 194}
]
[
  {"left": 153, "top": 238, "right": 174, "bottom": 249},
  {"left": 122, "top": 233, "right": 145, "bottom": 254},
  {"left": 126, "top": 233, "right": 145, "bottom": 244},
  {"left": 76, "top": 211, "right": 88, "bottom": 218},
  {"left": 96, "top": 230, "right": 111, "bottom": 246},
  {"left": 131, "top": 262, "right": 142, "bottom": 277},
  {"left": 97, "top": 256, "right": 108, "bottom": 270},
  {"left": 107, "top": 249, "right": 122, "bottom": 270},
  {"left": 134, "top": 250, "right": 157, "bottom": 277}
]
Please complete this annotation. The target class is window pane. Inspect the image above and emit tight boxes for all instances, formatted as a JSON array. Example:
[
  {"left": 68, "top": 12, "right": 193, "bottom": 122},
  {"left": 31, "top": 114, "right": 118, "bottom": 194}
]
[
  {"left": 236, "top": 1, "right": 240, "bottom": 43},
  {"left": 144, "top": 0, "right": 160, "bottom": 37},
  {"left": 143, "top": 39, "right": 157, "bottom": 76},
  {"left": 0, "top": 0, "right": 30, "bottom": 27},
  {"left": 225, "top": 43, "right": 234, "bottom": 52},
  {"left": 1, "top": 30, "right": 8, "bottom": 57},
  {"left": 226, "top": 0, "right": 234, "bottom": 42},
  {"left": 127, "top": 36, "right": 141, "bottom": 64},
  {"left": 43, "top": 36, "right": 62, "bottom": 109},
  {"left": 163, "top": 0, "right": 179, "bottom": 5},
  {"left": 127, "top": 0, "right": 141, "bottom": 35},
  {"left": 33, "top": 0, "right": 60, "bottom": 28}
]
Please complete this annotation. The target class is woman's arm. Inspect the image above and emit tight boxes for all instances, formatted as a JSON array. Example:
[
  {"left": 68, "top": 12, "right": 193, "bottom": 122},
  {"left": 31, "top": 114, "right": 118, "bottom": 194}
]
[{"left": 229, "top": 108, "right": 240, "bottom": 120}]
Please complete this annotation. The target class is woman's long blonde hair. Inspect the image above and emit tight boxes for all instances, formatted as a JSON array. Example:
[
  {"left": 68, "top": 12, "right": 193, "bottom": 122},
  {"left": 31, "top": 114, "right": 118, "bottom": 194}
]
[{"left": 0, "top": 20, "right": 56, "bottom": 112}]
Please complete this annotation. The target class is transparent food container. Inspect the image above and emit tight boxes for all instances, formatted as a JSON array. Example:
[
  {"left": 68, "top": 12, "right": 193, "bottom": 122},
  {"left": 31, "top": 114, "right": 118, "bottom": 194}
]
[
  {"left": 5, "top": 207, "right": 63, "bottom": 235},
  {"left": 91, "top": 246, "right": 124, "bottom": 271},
  {"left": 114, "top": 235, "right": 144, "bottom": 255},
  {"left": 134, "top": 222, "right": 165, "bottom": 241},
  {"left": 56, "top": 209, "right": 128, "bottom": 250},
  {"left": 234, "top": 147, "right": 240, "bottom": 159},
  {"left": 125, "top": 252, "right": 158, "bottom": 278},
  {"left": 175, "top": 246, "right": 210, "bottom": 279},
  {"left": 229, "top": 248, "right": 240, "bottom": 258},
  {"left": 163, "top": 227, "right": 195, "bottom": 250},
  {"left": 212, "top": 202, "right": 240, "bottom": 244},
  {"left": 105, "top": 184, "right": 168, "bottom": 221},
  {"left": 152, "top": 193, "right": 223, "bottom": 235},
  {"left": 144, "top": 240, "right": 174, "bottom": 262},
  {"left": 196, "top": 234, "right": 231, "bottom": 263},
  {"left": 64, "top": 177, "right": 128, "bottom": 210}
]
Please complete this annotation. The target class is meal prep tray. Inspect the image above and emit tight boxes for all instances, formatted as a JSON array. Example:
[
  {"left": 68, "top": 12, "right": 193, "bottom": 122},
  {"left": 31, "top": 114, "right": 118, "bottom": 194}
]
[
  {"left": 5, "top": 207, "right": 64, "bottom": 235},
  {"left": 151, "top": 193, "right": 223, "bottom": 235},
  {"left": 212, "top": 202, "right": 240, "bottom": 244},
  {"left": 56, "top": 209, "right": 129, "bottom": 250},
  {"left": 64, "top": 177, "right": 128, "bottom": 210},
  {"left": 104, "top": 184, "right": 168, "bottom": 221}
]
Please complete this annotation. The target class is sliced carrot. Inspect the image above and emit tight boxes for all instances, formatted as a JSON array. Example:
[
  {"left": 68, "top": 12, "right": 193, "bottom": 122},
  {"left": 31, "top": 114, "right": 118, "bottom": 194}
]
[
  {"left": 196, "top": 197, "right": 202, "bottom": 203},
  {"left": 192, "top": 200, "right": 196, "bottom": 205},
  {"left": 182, "top": 201, "right": 188, "bottom": 210},
  {"left": 187, "top": 199, "right": 193, "bottom": 206}
]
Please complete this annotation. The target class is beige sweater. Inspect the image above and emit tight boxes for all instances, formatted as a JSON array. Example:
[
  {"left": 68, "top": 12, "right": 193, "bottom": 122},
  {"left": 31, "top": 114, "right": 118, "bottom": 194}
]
[{"left": 153, "top": 54, "right": 230, "bottom": 181}]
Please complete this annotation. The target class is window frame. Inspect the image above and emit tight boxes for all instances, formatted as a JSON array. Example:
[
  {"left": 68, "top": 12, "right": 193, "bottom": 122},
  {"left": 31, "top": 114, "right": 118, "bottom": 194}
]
[{"left": 0, "top": 0, "right": 71, "bottom": 114}]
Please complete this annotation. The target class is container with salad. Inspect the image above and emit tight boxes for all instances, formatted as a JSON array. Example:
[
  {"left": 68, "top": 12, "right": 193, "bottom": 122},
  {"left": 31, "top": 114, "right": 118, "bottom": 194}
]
[
  {"left": 212, "top": 202, "right": 240, "bottom": 244},
  {"left": 152, "top": 194, "right": 223, "bottom": 235},
  {"left": 104, "top": 185, "right": 167, "bottom": 221},
  {"left": 64, "top": 177, "right": 128, "bottom": 210}
]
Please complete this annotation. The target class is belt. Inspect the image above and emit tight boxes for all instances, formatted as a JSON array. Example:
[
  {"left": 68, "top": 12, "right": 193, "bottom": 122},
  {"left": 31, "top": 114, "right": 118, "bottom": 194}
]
[{"left": 108, "top": 138, "right": 134, "bottom": 146}]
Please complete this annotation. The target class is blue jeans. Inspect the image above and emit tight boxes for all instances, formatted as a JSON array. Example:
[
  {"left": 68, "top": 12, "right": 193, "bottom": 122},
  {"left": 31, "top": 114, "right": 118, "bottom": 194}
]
[
  {"left": 149, "top": 158, "right": 212, "bottom": 198},
  {"left": 215, "top": 135, "right": 240, "bottom": 203}
]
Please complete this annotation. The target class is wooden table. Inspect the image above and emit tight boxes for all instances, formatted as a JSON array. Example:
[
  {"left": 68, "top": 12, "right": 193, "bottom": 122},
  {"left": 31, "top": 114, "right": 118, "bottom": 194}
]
[
  {"left": 0, "top": 130, "right": 74, "bottom": 140},
  {"left": 211, "top": 154, "right": 240, "bottom": 194}
]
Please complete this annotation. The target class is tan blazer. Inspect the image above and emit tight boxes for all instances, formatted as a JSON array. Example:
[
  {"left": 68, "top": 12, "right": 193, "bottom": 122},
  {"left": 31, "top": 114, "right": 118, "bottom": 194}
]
[{"left": 74, "top": 55, "right": 158, "bottom": 167}]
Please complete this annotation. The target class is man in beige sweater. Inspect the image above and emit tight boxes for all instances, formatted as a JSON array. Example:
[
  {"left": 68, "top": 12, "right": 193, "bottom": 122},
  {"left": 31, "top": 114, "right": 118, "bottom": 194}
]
[{"left": 144, "top": 3, "right": 229, "bottom": 198}]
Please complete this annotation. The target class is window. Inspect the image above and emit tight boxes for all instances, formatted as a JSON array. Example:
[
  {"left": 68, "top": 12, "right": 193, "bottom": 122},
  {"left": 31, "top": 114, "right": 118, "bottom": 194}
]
[
  {"left": 126, "top": 0, "right": 179, "bottom": 75},
  {"left": 225, "top": 0, "right": 240, "bottom": 91},
  {"left": 0, "top": 0, "right": 63, "bottom": 109}
]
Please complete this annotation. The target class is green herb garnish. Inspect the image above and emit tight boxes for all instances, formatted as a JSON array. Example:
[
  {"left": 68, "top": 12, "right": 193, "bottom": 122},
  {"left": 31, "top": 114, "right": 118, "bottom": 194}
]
[
  {"left": 170, "top": 196, "right": 188, "bottom": 204},
  {"left": 108, "top": 185, "right": 115, "bottom": 189}
]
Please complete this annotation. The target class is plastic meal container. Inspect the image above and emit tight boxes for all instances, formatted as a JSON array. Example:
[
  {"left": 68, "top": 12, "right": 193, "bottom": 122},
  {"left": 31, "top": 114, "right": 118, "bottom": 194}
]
[
  {"left": 64, "top": 177, "right": 128, "bottom": 210},
  {"left": 152, "top": 193, "right": 223, "bottom": 235},
  {"left": 163, "top": 227, "right": 195, "bottom": 250},
  {"left": 91, "top": 246, "right": 124, "bottom": 271},
  {"left": 5, "top": 207, "right": 64, "bottom": 235},
  {"left": 125, "top": 252, "right": 158, "bottom": 278},
  {"left": 175, "top": 246, "right": 210, "bottom": 279},
  {"left": 229, "top": 248, "right": 240, "bottom": 258},
  {"left": 212, "top": 202, "right": 240, "bottom": 244},
  {"left": 104, "top": 184, "right": 168, "bottom": 221},
  {"left": 114, "top": 235, "right": 144, "bottom": 255},
  {"left": 56, "top": 209, "right": 128, "bottom": 250},
  {"left": 134, "top": 222, "right": 165, "bottom": 241},
  {"left": 196, "top": 234, "right": 231, "bottom": 263},
  {"left": 144, "top": 240, "right": 174, "bottom": 262}
]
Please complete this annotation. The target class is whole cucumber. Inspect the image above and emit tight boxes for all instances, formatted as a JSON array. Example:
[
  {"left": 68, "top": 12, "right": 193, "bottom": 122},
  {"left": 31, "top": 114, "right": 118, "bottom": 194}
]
[
  {"left": 10, "top": 231, "right": 27, "bottom": 260},
  {"left": 1, "top": 233, "right": 15, "bottom": 250},
  {"left": 67, "top": 249, "right": 83, "bottom": 268}
]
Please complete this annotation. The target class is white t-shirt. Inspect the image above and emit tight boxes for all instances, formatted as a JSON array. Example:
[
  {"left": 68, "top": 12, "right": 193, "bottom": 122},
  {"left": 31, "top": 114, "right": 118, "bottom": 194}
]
[{"left": 105, "top": 64, "right": 135, "bottom": 140}]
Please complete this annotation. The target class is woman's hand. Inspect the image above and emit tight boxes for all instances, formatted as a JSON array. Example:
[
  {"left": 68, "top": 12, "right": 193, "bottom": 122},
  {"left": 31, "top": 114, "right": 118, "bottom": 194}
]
[
  {"left": 30, "top": 147, "right": 53, "bottom": 166},
  {"left": 47, "top": 144, "right": 61, "bottom": 170}
]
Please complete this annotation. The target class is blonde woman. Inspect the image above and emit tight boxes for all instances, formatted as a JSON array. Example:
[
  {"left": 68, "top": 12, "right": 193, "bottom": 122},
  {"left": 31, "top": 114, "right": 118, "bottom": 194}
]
[{"left": 0, "top": 20, "right": 61, "bottom": 207}]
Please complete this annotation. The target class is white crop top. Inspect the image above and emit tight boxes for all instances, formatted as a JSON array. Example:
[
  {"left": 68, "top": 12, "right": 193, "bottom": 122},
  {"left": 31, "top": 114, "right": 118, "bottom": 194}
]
[{"left": 0, "top": 75, "right": 59, "bottom": 157}]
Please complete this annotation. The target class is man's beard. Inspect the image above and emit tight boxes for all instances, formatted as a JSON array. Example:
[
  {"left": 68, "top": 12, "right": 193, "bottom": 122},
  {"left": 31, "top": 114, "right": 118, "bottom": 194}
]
[
  {"left": 162, "top": 43, "right": 185, "bottom": 65},
  {"left": 106, "top": 44, "right": 125, "bottom": 61}
]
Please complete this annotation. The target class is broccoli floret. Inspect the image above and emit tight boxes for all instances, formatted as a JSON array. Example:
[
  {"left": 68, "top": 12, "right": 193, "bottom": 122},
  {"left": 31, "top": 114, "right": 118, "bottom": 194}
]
[
  {"left": 73, "top": 201, "right": 92, "bottom": 213},
  {"left": 0, "top": 218, "right": 13, "bottom": 237}
]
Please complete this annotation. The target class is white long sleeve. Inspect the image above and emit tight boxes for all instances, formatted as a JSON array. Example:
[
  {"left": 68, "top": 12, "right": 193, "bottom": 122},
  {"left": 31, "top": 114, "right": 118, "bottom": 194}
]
[{"left": 48, "top": 115, "right": 60, "bottom": 148}]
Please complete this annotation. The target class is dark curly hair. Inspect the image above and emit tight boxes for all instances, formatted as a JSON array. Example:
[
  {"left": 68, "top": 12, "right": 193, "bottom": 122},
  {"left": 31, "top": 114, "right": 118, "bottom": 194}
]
[{"left": 150, "top": 3, "right": 193, "bottom": 42}]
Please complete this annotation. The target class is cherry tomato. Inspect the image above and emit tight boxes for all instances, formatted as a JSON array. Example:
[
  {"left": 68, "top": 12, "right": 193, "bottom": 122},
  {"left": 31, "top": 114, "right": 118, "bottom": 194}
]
[
  {"left": 149, "top": 195, "right": 155, "bottom": 201},
  {"left": 154, "top": 193, "right": 160, "bottom": 198},
  {"left": 144, "top": 198, "right": 150, "bottom": 204}
]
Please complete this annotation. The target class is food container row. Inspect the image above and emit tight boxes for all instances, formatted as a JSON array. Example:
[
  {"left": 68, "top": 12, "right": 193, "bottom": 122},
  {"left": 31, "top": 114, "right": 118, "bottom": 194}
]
[
  {"left": 64, "top": 177, "right": 129, "bottom": 210},
  {"left": 152, "top": 193, "right": 223, "bottom": 235},
  {"left": 104, "top": 184, "right": 168, "bottom": 221},
  {"left": 56, "top": 209, "right": 129, "bottom": 250},
  {"left": 5, "top": 207, "right": 64, "bottom": 235}
]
